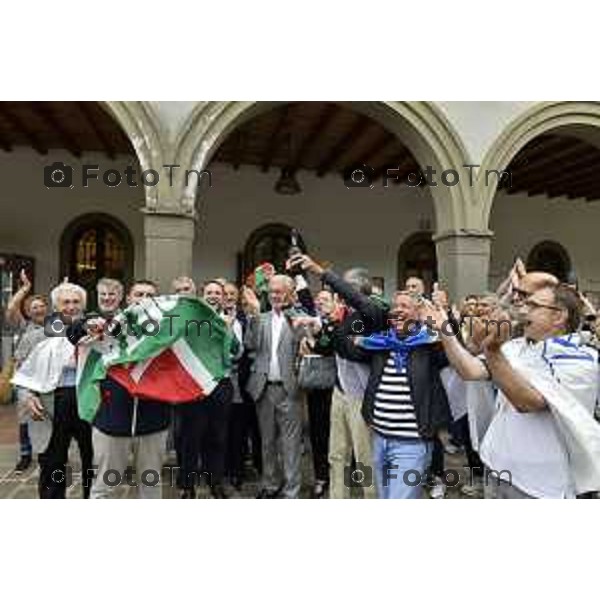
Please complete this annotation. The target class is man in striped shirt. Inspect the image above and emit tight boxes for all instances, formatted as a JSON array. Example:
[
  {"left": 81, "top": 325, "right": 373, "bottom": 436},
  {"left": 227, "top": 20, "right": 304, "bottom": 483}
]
[{"left": 356, "top": 291, "right": 451, "bottom": 499}]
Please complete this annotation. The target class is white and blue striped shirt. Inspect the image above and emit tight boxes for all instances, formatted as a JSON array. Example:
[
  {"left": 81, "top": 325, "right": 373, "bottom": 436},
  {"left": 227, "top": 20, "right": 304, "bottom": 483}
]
[{"left": 372, "top": 354, "right": 420, "bottom": 439}]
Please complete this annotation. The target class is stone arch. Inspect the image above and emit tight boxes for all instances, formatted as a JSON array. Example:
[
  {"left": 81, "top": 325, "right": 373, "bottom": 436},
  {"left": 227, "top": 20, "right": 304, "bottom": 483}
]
[
  {"left": 241, "top": 222, "right": 308, "bottom": 282},
  {"left": 397, "top": 231, "right": 437, "bottom": 291},
  {"left": 173, "top": 101, "right": 473, "bottom": 232},
  {"left": 100, "top": 101, "right": 168, "bottom": 209},
  {"left": 478, "top": 101, "right": 600, "bottom": 229},
  {"left": 59, "top": 212, "right": 135, "bottom": 305},
  {"left": 526, "top": 240, "right": 572, "bottom": 282}
]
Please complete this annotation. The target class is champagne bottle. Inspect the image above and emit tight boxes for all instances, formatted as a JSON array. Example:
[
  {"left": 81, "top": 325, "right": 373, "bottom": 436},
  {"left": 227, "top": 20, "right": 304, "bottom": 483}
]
[{"left": 287, "top": 228, "right": 304, "bottom": 277}]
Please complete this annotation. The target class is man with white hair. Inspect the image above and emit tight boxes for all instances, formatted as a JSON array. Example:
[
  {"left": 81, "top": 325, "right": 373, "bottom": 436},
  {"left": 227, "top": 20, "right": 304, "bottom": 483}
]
[
  {"left": 14, "top": 281, "right": 94, "bottom": 498},
  {"left": 244, "top": 274, "right": 306, "bottom": 498}
]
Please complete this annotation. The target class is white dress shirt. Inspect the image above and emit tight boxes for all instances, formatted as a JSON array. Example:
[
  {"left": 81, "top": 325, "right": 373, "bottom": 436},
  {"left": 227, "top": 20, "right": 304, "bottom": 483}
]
[{"left": 268, "top": 310, "right": 286, "bottom": 382}]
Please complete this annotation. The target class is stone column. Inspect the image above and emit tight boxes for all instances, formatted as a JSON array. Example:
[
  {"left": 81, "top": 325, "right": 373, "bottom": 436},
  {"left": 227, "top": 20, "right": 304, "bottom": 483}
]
[
  {"left": 433, "top": 229, "right": 493, "bottom": 299},
  {"left": 143, "top": 210, "right": 196, "bottom": 292}
]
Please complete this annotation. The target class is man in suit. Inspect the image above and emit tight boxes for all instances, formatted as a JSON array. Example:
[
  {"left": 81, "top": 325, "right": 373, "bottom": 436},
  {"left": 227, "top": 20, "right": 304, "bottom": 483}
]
[{"left": 243, "top": 275, "right": 305, "bottom": 499}]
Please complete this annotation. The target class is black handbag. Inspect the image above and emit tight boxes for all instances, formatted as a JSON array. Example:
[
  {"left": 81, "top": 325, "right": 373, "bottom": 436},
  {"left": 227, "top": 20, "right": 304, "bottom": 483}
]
[{"left": 297, "top": 354, "right": 337, "bottom": 390}]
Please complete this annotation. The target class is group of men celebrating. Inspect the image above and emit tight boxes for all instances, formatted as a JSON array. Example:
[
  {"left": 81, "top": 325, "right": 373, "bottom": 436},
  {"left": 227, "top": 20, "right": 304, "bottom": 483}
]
[{"left": 5, "top": 250, "right": 600, "bottom": 499}]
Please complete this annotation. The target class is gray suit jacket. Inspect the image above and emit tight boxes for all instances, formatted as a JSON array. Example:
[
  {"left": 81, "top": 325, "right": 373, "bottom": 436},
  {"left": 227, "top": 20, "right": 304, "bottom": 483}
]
[{"left": 244, "top": 311, "right": 304, "bottom": 401}]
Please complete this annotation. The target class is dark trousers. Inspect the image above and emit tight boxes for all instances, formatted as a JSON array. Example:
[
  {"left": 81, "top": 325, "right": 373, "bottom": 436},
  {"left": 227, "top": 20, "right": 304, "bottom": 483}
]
[
  {"left": 19, "top": 423, "right": 32, "bottom": 458},
  {"left": 306, "top": 388, "right": 332, "bottom": 483},
  {"left": 454, "top": 415, "right": 484, "bottom": 477},
  {"left": 430, "top": 434, "right": 445, "bottom": 478},
  {"left": 429, "top": 418, "right": 484, "bottom": 481},
  {"left": 176, "top": 378, "right": 233, "bottom": 490},
  {"left": 38, "top": 387, "right": 93, "bottom": 499},
  {"left": 226, "top": 400, "right": 262, "bottom": 481}
]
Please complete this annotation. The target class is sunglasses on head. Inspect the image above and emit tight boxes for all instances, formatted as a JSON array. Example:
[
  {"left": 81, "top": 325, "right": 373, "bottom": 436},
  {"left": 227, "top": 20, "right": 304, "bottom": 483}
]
[{"left": 512, "top": 287, "right": 531, "bottom": 299}]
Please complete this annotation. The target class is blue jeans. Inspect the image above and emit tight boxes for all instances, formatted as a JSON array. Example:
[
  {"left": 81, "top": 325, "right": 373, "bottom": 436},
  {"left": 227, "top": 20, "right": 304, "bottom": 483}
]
[{"left": 373, "top": 432, "right": 433, "bottom": 499}]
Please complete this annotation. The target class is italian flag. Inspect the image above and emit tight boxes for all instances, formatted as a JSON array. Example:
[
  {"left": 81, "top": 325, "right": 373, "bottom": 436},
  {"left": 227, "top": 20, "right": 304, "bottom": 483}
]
[{"left": 76, "top": 296, "right": 232, "bottom": 422}]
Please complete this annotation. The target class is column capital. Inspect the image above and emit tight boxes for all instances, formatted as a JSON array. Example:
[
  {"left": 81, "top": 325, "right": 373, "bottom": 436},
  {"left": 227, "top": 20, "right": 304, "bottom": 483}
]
[{"left": 432, "top": 228, "right": 494, "bottom": 243}]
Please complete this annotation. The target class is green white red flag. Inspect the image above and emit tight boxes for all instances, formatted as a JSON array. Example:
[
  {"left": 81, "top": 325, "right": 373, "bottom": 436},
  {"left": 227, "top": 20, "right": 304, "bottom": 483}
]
[{"left": 76, "top": 295, "right": 233, "bottom": 422}]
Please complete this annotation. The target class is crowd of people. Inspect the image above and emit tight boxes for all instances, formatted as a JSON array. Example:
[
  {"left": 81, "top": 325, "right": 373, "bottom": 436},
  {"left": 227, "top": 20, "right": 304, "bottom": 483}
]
[{"left": 3, "top": 252, "right": 600, "bottom": 499}]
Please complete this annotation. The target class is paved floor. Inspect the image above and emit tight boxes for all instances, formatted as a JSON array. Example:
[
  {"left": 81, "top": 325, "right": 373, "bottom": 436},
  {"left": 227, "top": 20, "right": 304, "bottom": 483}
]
[{"left": 0, "top": 403, "right": 481, "bottom": 499}]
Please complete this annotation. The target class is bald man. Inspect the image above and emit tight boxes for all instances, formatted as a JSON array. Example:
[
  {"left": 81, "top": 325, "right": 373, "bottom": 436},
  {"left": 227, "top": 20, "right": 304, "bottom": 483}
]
[{"left": 509, "top": 272, "right": 559, "bottom": 329}]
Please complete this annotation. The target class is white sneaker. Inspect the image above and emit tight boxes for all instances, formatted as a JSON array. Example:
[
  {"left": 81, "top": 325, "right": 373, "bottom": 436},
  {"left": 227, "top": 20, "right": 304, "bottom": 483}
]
[
  {"left": 444, "top": 442, "right": 462, "bottom": 455},
  {"left": 429, "top": 477, "right": 446, "bottom": 499}
]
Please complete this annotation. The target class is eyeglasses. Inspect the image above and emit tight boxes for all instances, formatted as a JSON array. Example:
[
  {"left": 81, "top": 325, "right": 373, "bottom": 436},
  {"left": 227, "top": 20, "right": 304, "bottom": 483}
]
[{"left": 523, "top": 299, "right": 563, "bottom": 312}]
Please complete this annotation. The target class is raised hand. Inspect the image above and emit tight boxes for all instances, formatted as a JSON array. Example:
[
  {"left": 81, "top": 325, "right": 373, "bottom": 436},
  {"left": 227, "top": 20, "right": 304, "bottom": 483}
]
[
  {"left": 431, "top": 281, "right": 446, "bottom": 309},
  {"left": 18, "top": 269, "right": 31, "bottom": 292},
  {"left": 480, "top": 308, "right": 512, "bottom": 355},
  {"left": 240, "top": 286, "right": 260, "bottom": 316},
  {"left": 285, "top": 255, "right": 303, "bottom": 274},
  {"left": 418, "top": 299, "right": 447, "bottom": 332},
  {"left": 290, "top": 315, "right": 322, "bottom": 334},
  {"left": 299, "top": 337, "right": 314, "bottom": 357},
  {"left": 515, "top": 257, "right": 527, "bottom": 279},
  {"left": 292, "top": 254, "right": 324, "bottom": 276}
]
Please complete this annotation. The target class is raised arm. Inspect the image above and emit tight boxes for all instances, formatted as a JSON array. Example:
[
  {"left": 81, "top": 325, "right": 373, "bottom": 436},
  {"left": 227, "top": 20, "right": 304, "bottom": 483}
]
[
  {"left": 5, "top": 269, "right": 31, "bottom": 326},
  {"left": 481, "top": 329, "right": 547, "bottom": 413},
  {"left": 294, "top": 276, "right": 317, "bottom": 317},
  {"left": 440, "top": 330, "right": 490, "bottom": 380},
  {"left": 293, "top": 255, "right": 386, "bottom": 330},
  {"left": 240, "top": 287, "right": 261, "bottom": 353},
  {"left": 420, "top": 299, "right": 489, "bottom": 380}
]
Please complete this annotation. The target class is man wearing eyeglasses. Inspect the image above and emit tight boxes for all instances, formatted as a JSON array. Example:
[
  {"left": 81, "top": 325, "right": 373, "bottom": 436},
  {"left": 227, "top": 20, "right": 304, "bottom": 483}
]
[
  {"left": 424, "top": 283, "right": 600, "bottom": 499},
  {"left": 509, "top": 272, "right": 558, "bottom": 305}
]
